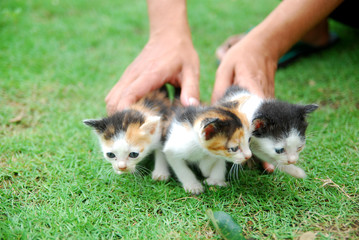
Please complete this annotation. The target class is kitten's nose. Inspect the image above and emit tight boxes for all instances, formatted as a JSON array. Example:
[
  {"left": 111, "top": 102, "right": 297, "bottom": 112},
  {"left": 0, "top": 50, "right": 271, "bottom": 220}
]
[
  {"left": 244, "top": 151, "right": 252, "bottom": 160},
  {"left": 287, "top": 156, "right": 297, "bottom": 164},
  {"left": 117, "top": 162, "right": 127, "bottom": 171}
]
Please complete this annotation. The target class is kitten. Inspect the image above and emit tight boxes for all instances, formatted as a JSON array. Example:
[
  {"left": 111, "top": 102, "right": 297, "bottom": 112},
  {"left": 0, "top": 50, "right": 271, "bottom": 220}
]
[
  {"left": 84, "top": 89, "right": 173, "bottom": 181},
  {"left": 163, "top": 105, "right": 252, "bottom": 194},
  {"left": 219, "top": 86, "right": 318, "bottom": 178}
]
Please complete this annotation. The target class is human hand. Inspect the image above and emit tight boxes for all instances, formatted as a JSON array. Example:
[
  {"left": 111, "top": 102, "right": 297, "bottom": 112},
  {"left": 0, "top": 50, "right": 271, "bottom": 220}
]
[
  {"left": 212, "top": 35, "right": 277, "bottom": 103},
  {"left": 212, "top": 36, "right": 277, "bottom": 173},
  {"left": 105, "top": 35, "right": 200, "bottom": 114}
]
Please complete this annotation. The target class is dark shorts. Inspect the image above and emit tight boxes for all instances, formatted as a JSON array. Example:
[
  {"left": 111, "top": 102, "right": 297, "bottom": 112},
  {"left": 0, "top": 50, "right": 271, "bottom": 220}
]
[{"left": 330, "top": 0, "right": 359, "bottom": 29}]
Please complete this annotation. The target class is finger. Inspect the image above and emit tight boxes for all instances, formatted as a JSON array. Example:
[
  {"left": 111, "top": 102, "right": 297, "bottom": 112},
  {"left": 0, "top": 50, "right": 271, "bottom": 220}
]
[
  {"left": 262, "top": 161, "right": 275, "bottom": 173},
  {"left": 106, "top": 82, "right": 126, "bottom": 115},
  {"left": 180, "top": 66, "right": 200, "bottom": 106},
  {"left": 115, "top": 73, "right": 164, "bottom": 112},
  {"left": 106, "top": 87, "right": 139, "bottom": 115},
  {"left": 212, "top": 64, "right": 234, "bottom": 103},
  {"left": 105, "top": 67, "right": 141, "bottom": 114}
]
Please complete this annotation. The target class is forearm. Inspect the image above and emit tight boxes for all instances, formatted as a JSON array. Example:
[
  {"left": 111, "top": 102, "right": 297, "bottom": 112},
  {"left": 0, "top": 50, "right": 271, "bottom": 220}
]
[
  {"left": 106, "top": 0, "right": 199, "bottom": 113},
  {"left": 147, "top": 0, "right": 191, "bottom": 38},
  {"left": 248, "top": 0, "right": 344, "bottom": 60}
]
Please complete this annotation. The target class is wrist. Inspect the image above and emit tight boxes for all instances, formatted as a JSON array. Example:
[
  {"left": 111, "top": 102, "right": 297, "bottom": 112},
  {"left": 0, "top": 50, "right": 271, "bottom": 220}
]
[
  {"left": 147, "top": 0, "right": 191, "bottom": 39},
  {"left": 241, "top": 30, "right": 281, "bottom": 63},
  {"left": 149, "top": 25, "right": 192, "bottom": 43}
]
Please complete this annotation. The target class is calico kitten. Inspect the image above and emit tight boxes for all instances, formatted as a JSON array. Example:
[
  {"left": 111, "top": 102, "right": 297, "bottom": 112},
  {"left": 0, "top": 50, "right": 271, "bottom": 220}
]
[
  {"left": 219, "top": 86, "right": 318, "bottom": 178},
  {"left": 84, "top": 89, "right": 173, "bottom": 181},
  {"left": 163, "top": 105, "right": 252, "bottom": 194}
]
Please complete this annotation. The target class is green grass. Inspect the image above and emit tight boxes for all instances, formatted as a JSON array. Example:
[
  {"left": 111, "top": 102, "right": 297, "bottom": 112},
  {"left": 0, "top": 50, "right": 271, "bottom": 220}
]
[{"left": 1, "top": 0, "right": 359, "bottom": 239}]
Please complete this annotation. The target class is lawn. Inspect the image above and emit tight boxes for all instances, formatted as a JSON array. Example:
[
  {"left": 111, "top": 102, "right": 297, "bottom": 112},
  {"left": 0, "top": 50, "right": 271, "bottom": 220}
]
[{"left": 1, "top": 0, "right": 359, "bottom": 239}]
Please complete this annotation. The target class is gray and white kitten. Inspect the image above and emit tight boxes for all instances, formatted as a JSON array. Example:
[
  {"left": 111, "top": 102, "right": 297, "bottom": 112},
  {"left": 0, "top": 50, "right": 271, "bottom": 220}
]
[{"left": 219, "top": 86, "right": 318, "bottom": 178}]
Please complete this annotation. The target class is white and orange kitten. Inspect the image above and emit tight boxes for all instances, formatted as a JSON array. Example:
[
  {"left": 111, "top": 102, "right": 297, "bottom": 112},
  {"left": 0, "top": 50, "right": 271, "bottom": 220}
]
[
  {"left": 84, "top": 89, "right": 174, "bottom": 181},
  {"left": 163, "top": 104, "right": 252, "bottom": 194},
  {"left": 219, "top": 86, "right": 318, "bottom": 178}
]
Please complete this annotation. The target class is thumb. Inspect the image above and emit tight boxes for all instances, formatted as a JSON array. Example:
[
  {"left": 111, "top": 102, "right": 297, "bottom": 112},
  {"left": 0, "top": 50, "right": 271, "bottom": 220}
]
[
  {"left": 106, "top": 74, "right": 161, "bottom": 115},
  {"left": 106, "top": 91, "right": 137, "bottom": 115},
  {"left": 180, "top": 67, "right": 200, "bottom": 107}
]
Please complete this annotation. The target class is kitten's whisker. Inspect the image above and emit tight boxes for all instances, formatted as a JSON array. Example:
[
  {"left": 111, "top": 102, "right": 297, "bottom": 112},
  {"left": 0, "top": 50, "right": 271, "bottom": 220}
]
[
  {"left": 228, "top": 165, "right": 232, "bottom": 183},
  {"left": 137, "top": 165, "right": 152, "bottom": 179},
  {"left": 228, "top": 163, "right": 241, "bottom": 184},
  {"left": 232, "top": 164, "right": 236, "bottom": 183},
  {"left": 305, "top": 131, "right": 319, "bottom": 142},
  {"left": 228, "top": 164, "right": 235, "bottom": 184},
  {"left": 232, "top": 164, "right": 238, "bottom": 184},
  {"left": 136, "top": 165, "right": 151, "bottom": 176},
  {"left": 233, "top": 164, "right": 237, "bottom": 183},
  {"left": 135, "top": 169, "right": 145, "bottom": 178},
  {"left": 239, "top": 163, "right": 244, "bottom": 172},
  {"left": 274, "top": 163, "right": 285, "bottom": 175},
  {"left": 136, "top": 164, "right": 149, "bottom": 171},
  {"left": 134, "top": 169, "right": 145, "bottom": 180},
  {"left": 306, "top": 130, "right": 319, "bottom": 136},
  {"left": 236, "top": 164, "right": 242, "bottom": 183},
  {"left": 234, "top": 164, "right": 239, "bottom": 184}
]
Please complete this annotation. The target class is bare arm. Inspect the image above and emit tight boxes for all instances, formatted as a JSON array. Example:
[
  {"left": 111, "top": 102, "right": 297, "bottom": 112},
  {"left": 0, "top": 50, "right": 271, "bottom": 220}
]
[
  {"left": 212, "top": 0, "right": 344, "bottom": 102},
  {"left": 106, "top": 0, "right": 200, "bottom": 114}
]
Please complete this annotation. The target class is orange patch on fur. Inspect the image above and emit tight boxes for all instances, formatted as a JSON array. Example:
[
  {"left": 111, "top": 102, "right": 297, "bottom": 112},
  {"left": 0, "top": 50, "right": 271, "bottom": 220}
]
[
  {"left": 101, "top": 136, "right": 114, "bottom": 147},
  {"left": 203, "top": 128, "right": 246, "bottom": 158},
  {"left": 130, "top": 89, "right": 175, "bottom": 140},
  {"left": 237, "top": 112, "right": 249, "bottom": 128},
  {"left": 196, "top": 106, "right": 249, "bottom": 158},
  {"left": 204, "top": 136, "right": 231, "bottom": 157},
  {"left": 126, "top": 123, "right": 151, "bottom": 147},
  {"left": 231, "top": 128, "right": 244, "bottom": 143},
  {"left": 132, "top": 90, "right": 172, "bottom": 115},
  {"left": 236, "top": 96, "right": 251, "bottom": 106}
]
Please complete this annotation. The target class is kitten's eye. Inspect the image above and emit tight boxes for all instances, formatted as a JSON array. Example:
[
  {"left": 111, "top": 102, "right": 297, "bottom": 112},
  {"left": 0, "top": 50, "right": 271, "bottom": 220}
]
[
  {"left": 106, "top": 152, "right": 116, "bottom": 158},
  {"left": 275, "top": 148, "right": 285, "bottom": 154},
  {"left": 248, "top": 137, "right": 252, "bottom": 143},
  {"left": 297, "top": 146, "right": 304, "bottom": 152},
  {"left": 129, "top": 152, "right": 139, "bottom": 158},
  {"left": 228, "top": 146, "right": 239, "bottom": 152}
]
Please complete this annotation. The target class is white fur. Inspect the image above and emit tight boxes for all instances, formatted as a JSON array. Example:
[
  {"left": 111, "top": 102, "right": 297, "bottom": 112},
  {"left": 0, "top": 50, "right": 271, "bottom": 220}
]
[
  {"left": 193, "top": 120, "right": 252, "bottom": 164},
  {"left": 221, "top": 91, "right": 261, "bottom": 161},
  {"left": 250, "top": 129, "right": 306, "bottom": 178},
  {"left": 152, "top": 149, "right": 170, "bottom": 181},
  {"left": 163, "top": 121, "right": 228, "bottom": 194},
  {"left": 222, "top": 89, "right": 307, "bottom": 178},
  {"left": 97, "top": 116, "right": 170, "bottom": 178},
  {"left": 225, "top": 90, "right": 263, "bottom": 123}
]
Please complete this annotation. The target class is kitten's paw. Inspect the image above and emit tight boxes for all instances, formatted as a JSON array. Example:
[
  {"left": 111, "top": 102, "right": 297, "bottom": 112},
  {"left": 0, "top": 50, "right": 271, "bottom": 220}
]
[
  {"left": 205, "top": 178, "right": 228, "bottom": 187},
  {"left": 152, "top": 171, "right": 170, "bottom": 181},
  {"left": 281, "top": 165, "right": 307, "bottom": 179},
  {"left": 291, "top": 168, "right": 307, "bottom": 179},
  {"left": 183, "top": 183, "right": 204, "bottom": 195}
]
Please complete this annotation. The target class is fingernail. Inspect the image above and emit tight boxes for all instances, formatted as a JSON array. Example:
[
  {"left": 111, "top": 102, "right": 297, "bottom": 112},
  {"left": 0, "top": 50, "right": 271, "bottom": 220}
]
[{"left": 188, "top": 97, "right": 200, "bottom": 106}]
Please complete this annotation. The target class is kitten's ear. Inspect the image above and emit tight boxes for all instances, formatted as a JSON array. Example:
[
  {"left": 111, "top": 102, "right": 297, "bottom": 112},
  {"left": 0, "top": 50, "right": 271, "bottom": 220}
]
[
  {"left": 202, "top": 118, "right": 219, "bottom": 141},
  {"left": 303, "top": 104, "right": 318, "bottom": 114},
  {"left": 140, "top": 116, "right": 161, "bottom": 135},
  {"left": 252, "top": 117, "right": 267, "bottom": 136},
  {"left": 252, "top": 118, "right": 266, "bottom": 130},
  {"left": 83, "top": 119, "right": 106, "bottom": 133}
]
